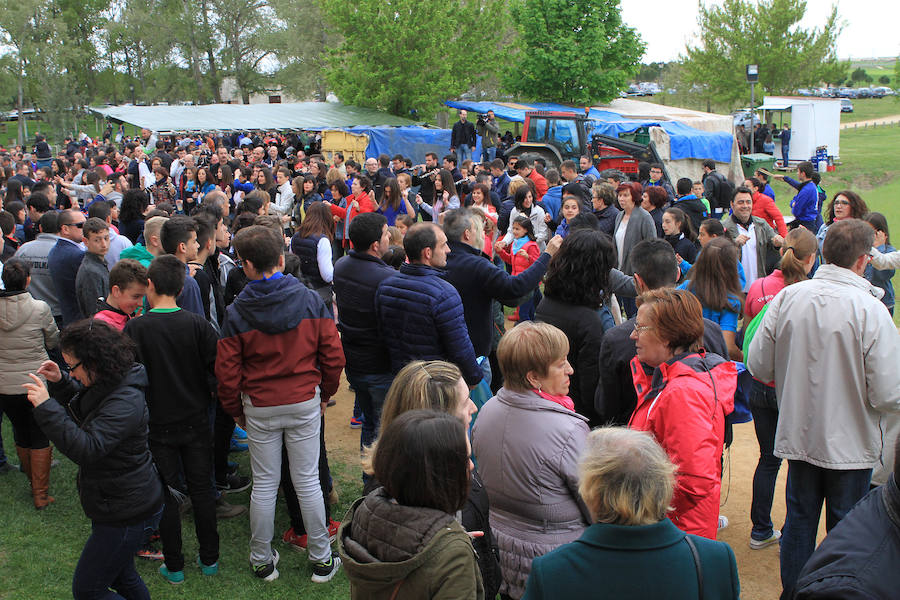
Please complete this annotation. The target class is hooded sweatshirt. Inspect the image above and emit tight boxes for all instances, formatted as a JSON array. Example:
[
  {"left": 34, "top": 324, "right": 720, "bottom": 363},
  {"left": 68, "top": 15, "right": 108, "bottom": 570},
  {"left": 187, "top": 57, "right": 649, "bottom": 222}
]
[
  {"left": 215, "top": 273, "right": 345, "bottom": 417},
  {"left": 338, "top": 488, "right": 485, "bottom": 600}
]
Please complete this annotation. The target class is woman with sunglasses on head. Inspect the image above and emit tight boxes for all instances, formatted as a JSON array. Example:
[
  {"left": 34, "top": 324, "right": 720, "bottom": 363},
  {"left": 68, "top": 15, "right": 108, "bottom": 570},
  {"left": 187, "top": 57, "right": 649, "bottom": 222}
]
[{"left": 23, "top": 319, "right": 164, "bottom": 600}]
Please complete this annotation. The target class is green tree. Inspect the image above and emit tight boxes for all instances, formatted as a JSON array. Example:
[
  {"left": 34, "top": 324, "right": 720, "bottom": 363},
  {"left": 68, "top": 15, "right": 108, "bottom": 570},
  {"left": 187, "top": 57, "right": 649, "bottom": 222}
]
[
  {"left": 503, "top": 0, "right": 643, "bottom": 104},
  {"left": 320, "top": 0, "right": 506, "bottom": 116},
  {"left": 269, "top": 0, "right": 334, "bottom": 101},
  {"left": 682, "top": 0, "right": 847, "bottom": 109},
  {"left": 895, "top": 58, "right": 900, "bottom": 88},
  {"left": 850, "top": 67, "right": 867, "bottom": 83},
  {"left": 212, "top": 0, "right": 276, "bottom": 103},
  {"left": 878, "top": 75, "right": 890, "bottom": 85}
]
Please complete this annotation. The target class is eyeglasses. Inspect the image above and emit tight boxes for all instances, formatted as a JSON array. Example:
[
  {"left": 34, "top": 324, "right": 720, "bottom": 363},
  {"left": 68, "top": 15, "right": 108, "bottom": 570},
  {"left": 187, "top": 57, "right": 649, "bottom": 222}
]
[
  {"left": 67, "top": 360, "right": 82, "bottom": 372},
  {"left": 62, "top": 221, "right": 85, "bottom": 228},
  {"left": 833, "top": 199, "right": 850, "bottom": 206},
  {"left": 633, "top": 324, "right": 655, "bottom": 334}
]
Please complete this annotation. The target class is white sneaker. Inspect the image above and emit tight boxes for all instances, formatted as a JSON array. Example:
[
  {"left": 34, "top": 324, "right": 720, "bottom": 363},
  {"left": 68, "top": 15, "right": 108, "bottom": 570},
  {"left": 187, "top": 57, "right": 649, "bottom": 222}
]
[
  {"left": 749, "top": 530, "right": 782, "bottom": 550},
  {"left": 311, "top": 552, "right": 341, "bottom": 583},
  {"left": 252, "top": 549, "right": 280, "bottom": 582}
]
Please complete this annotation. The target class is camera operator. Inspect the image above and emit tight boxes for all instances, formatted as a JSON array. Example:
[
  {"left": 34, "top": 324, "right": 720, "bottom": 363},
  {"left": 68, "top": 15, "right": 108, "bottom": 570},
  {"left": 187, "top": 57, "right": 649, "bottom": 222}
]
[{"left": 476, "top": 110, "right": 500, "bottom": 164}]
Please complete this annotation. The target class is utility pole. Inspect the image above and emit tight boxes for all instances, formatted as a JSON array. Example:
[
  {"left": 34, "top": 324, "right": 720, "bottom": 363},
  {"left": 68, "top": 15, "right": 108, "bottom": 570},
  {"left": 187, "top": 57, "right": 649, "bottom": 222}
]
[{"left": 746, "top": 64, "right": 759, "bottom": 154}]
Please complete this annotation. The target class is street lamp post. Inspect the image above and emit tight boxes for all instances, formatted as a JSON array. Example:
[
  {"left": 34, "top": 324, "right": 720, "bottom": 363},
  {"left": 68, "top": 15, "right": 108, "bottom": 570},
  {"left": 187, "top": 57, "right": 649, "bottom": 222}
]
[
  {"left": 746, "top": 64, "right": 759, "bottom": 154},
  {"left": 129, "top": 84, "right": 136, "bottom": 105}
]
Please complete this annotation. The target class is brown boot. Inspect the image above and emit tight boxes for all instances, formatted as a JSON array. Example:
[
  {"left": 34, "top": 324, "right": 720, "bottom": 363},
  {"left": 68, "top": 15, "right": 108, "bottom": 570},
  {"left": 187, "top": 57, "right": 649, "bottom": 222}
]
[
  {"left": 15, "top": 446, "right": 32, "bottom": 483},
  {"left": 30, "top": 447, "right": 55, "bottom": 509}
]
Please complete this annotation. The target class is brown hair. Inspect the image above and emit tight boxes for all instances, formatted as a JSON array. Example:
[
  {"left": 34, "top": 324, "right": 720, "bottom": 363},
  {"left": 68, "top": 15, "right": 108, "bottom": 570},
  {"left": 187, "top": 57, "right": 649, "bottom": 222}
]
[
  {"left": 297, "top": 201, "right": 334, "bottom": 241},
  {"left": 644, "top": 186, "right": 669, "bottom": 210},
  {"left": 823, "top": 218, "right": 875, "bottom": 268},
  {"left": 639, "top": 288, "right": 705, "bottom": 353},
  {"left": 779, "top": 227, "right": 817, "bottom": 285},
  {"left": 825, "top": 190, "right": 868, "bottom": 225},
  {"left": 686, "top": 237, "right": 743, "bottom": 313},
  {"left": 497, "top": 321, "right": 569, "bottom": 392}
]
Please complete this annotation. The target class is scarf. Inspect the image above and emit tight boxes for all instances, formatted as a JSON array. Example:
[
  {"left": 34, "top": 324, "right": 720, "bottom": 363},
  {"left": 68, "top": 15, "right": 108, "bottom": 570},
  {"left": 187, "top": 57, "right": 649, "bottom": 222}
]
[{"left": 533, "top": 389, "right": 575, "bottom": 412}]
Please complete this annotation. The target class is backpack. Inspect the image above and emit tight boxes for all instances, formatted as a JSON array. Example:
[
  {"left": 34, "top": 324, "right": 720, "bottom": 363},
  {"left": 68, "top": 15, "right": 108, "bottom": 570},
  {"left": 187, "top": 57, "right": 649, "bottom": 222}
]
[{"left": 709, "top": 171, "right": 735, "bottom": 210}]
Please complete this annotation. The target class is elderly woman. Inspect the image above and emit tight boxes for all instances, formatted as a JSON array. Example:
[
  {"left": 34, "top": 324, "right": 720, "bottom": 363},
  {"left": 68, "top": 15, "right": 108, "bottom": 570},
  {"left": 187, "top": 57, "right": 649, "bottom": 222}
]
[
  {"left": 339, "top": 410, "right": 485, "bottom": 599},
  {"left": 0, "top": 258, "right": 59, "bottom": 508},
  {"left": 535, "top": 230, "right": 616, "bottom": 426},
  {"left": 628, "top": 289, "right": 736, "bottom": 539},
  {"left": 472, "top": 322, "right": 590, "bottom": 599},
  {"left": 523, "top": 427, "right": 740, "bottom": 599}
]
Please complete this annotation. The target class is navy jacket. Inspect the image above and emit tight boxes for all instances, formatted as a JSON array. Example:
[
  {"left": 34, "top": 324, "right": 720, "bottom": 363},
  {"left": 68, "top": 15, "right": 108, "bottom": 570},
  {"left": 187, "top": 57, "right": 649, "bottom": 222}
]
[
  {"left": 47, "top": 237, "right": 85, "bottom": 326},
  {"left": 333, "top": 251, "right": 396, "bottom": 374},
  {"left": 444, "top": 240, "right": 550, "bottom": 357},
  {"left": 795, "top": 476, "right": 900, "bottom": 599},
  {"left": 593, "top": 204, "right": 620, "bottom": 237},
  {"left": 492, "top": 172, "right": 511, "bottom": 201},
  {"left": 376, "top": 262, "right": 482, "bottom": 386}
]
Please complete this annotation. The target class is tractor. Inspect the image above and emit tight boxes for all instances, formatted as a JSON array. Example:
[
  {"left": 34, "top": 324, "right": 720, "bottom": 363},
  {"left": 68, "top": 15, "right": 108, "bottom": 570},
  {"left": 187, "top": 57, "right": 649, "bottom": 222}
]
[{"left": 504, "top": 110, "right": 669, "bottom": 181}]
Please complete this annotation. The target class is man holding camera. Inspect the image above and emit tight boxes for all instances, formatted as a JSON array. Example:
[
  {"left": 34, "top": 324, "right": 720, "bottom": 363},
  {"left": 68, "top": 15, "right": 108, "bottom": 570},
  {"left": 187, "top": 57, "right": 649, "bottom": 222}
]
[
  {"left": 450, "top": 110, "right": 476, "bottom": 165},
  {"left": 477, "top": 110, "right": 500, "bottom": 164}
]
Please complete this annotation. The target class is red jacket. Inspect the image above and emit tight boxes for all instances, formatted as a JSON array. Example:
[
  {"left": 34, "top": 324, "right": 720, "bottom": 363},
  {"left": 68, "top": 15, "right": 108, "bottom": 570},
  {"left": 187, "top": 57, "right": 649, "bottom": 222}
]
[
  {"left": 629, "top": 352, "right": 736, "bottom": 539},
  {"left": 752, "top": 192, "right": 787, "bottom": 237},
  {"left": 497, "top": 239, "right": 540, "bottom": 276},
  {"left": 329, "top": 191, "right": 375, "bottom": 248},
  {"left": 527, "top": 169, "right": 549, "bottom": 202}
]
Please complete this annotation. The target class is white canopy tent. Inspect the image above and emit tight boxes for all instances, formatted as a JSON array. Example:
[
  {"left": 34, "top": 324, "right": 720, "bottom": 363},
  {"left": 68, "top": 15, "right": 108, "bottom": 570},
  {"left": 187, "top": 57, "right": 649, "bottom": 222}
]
[{"left": 757, "top": 96, "right": 841, "bottom": 165}]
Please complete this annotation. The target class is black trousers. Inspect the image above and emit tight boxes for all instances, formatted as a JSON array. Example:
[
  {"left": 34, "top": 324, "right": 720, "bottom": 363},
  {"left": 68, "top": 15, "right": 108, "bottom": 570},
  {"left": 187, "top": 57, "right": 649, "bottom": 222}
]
[
  {"left": 149, "top": 421, "right": 219, "bottom": 571},
  {"left": 0, "top": 393, "right": 49, "bottom": 449}
]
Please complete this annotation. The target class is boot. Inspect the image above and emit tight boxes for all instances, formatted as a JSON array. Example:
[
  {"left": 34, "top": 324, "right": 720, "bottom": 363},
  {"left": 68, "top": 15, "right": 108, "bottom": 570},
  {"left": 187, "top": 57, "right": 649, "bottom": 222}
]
[
  {"left": 30, "top": 447, "right": 55, "bottom": 509},
  {"left": 15, "top": 446, "right": 32, "bottom": 483}
]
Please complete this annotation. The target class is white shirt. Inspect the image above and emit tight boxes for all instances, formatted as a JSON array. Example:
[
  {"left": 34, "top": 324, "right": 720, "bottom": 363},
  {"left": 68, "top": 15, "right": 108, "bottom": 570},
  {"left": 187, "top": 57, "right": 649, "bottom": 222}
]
[
  {"left": 736, "top": 220, "right": 757, "bottom": 292},
  {"left": 615, "top": 219, "right": 628, "bottom": 270}
]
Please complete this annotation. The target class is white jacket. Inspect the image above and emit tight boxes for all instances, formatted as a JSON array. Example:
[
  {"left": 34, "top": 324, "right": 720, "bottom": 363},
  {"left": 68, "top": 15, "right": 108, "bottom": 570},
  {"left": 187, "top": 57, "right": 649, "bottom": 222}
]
[
  {"left": 870, "top": 247, "right": 900, "bottom": 270},
  {"left": 747, "top": 264, "right": 900, "bottom": 470}
]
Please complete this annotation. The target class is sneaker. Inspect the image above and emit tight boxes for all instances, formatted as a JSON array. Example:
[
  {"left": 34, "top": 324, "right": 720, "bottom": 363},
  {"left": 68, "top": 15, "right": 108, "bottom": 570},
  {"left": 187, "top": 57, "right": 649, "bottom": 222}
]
[
  {"left": 717, "top": 515, "right": 729, "bottom": 531},
  {"left": 232, "top": 425, "right": 248, "bottom": 440},
  {"left": 159, "top": 565, "right": 185, "bottom": 585},
  {"left": 229, "top": 438, "right": 248, "bottom": 453},
  {"left": 197, "top": 556, "right": 219, "bottom": 576},
  {"left": 136, "top": 545, "right": 164, "bottom": 560},
  {"left": 216, "top": 497, "right": 248, "bottom": 519},
  {"left": 311, "top": 552, "right": 341, "bottom": 583},
  {"left": 283, "top": 519, "right": 341, "bottom": 552},
  {"left": 217, "top": 473, "right": 251, "bottom": 494},
  {"left": 253, "top": 549, "right": 279, "bottom": 582},
  {"left": 749, "top": 530, "right": 782, "bottom": 550},
  {"left": 349, "top": 417, "right": 363, "bottom": 429}
]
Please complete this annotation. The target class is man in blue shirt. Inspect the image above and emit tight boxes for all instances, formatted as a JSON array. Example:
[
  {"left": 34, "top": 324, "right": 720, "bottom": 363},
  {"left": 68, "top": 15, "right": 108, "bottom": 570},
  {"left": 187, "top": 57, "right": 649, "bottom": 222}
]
[
  {"left": 580, "top": 155, "right": 601, "bottom": 183},
  {"left": 768, "top": 161, "right": 819, "bottom": 232}
]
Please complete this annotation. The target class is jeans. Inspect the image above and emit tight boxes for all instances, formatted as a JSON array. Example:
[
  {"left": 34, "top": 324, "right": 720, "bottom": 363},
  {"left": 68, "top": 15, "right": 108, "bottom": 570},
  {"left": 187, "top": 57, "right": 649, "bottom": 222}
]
[
  {"left": 72, "top": 505, "right": 163, "bottom": 600},
  {"left": 481, "top": 146, "right": 496, "bottom": 164},
  {"left": 456, "top": 145, "right": 473, "bottom": 164},
  {"left": 517, "top": 288, "right": 541, "bottom": 323},
  {"left": 149, "top": 422, "right": 219, "bottom": 572},
  {"left": 346, "top": 371, "right": 394, "bottom": 454},
  {"left": 779, "top": 460, "right": 872, "bottom": 599},
  {"left": 621, "top": 296, "right": 637, "bottom": 319},
  {"left": 282, "top": 415, "right": 332, "bottom": 533},
  {"left": 244, "top": 395, "right": 330, "bottom": 564},
  {"left": 0, "top": 393, "right": 49, "bottom": 449},
  {"left": 749, "top": 383, "right": 782, "bottom": 541}
]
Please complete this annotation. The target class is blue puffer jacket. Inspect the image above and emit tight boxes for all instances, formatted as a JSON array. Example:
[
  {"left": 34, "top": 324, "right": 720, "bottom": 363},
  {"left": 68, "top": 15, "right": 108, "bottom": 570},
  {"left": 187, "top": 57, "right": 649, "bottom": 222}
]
[{"left": 376, "top": 262, "right": 482, "bottom": 386}]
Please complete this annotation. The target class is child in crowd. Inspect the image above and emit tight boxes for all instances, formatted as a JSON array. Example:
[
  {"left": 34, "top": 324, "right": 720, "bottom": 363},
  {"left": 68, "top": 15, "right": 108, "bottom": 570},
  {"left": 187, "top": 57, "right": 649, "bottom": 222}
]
[
  {"left": 863, "top": 212, "right": 895, "bottom": 315},
  {"left": 124, "top": 254, "right": 221, "bottom": 585},
  {"left": 692, "top": 181, "right": 711, "bottom": 213},
  {"left": 94, "top": 259, "right": 149, "bottom": 329},
  {"left": 678, "top": 218, "right": 747, "bottom": 288},
  {"left": 496, "top": 216, "right": 541, "bottom": 323},
  {"left": 75, "top": 217, "right": 110, "bottom": 318},
  {"left": 394, "top": 214, "right": 414, "bottom": 237},
  {"left": 554, "top": 195, "right": 582, "bottom": 238},
  {"left": 662, "top": 206, "right": 700, "bottom": 265},
  {"left": 386, "top": 226, "right": 403, "bottom": 247}
]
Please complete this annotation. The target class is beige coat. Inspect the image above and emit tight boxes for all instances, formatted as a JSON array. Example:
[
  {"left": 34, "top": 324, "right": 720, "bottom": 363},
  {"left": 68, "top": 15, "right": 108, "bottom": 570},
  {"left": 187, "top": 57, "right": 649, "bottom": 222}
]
[
  {"left": 0, "top": 291, "right": 59, "bottom": 394},
  {"left": 747, "top": 264, "right": 900, "bottom": 470}
]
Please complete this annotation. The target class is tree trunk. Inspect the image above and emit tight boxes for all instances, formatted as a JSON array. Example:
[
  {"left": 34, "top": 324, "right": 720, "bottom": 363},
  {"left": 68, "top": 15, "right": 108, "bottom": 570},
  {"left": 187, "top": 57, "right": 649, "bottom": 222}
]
[
  {"left": 17, "top": 56, "right": 25, "bottom": 145},
  {"left": 200, "top": 0, "right": 222, "bottom": 102}
]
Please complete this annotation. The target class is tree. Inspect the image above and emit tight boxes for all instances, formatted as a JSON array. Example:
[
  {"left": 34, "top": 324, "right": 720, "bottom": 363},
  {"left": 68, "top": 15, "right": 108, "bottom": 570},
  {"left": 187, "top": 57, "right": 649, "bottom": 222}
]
[
  {"left": 320, "top": 0, "right": 506, "bottom": 116},
  {"left": 269, "top": 0, "right": 334, "bottom": 101},
  {"left": 850, "top": 67, "right": 867, "bottom": 83},
  {"left": 682, "top": 0, "right": 847, "bottom": 109},
  {"left": 878, "top": 75, "right": 890, "bottom": 85},
  {"left": 895, "top": 58, "right": 900, "bottom": 88},
  {"left": 212, "top": 0, "right": 276, "bottom": 103},
  {"left": 503, "top": 0, "right": 643, "bottom": 104}
]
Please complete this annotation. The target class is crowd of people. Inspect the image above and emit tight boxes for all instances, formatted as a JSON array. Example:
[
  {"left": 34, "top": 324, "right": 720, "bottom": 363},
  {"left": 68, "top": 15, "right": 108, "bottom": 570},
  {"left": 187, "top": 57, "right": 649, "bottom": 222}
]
[{"left": 0, "top": 121, "right": 898, "bottom": 600}]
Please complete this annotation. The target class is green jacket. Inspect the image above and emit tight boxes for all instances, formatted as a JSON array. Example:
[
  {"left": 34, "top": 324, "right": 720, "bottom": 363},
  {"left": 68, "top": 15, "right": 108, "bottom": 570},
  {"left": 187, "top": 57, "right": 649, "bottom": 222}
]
[
  {"left": 338, "top": 489, "right": 485, "bottom": 600},
  {"left": 523, "top": 518, "right": 739, "bottom": 599},
  {"left": 119, "top": 244, "right": 154, "bottom": 268}
]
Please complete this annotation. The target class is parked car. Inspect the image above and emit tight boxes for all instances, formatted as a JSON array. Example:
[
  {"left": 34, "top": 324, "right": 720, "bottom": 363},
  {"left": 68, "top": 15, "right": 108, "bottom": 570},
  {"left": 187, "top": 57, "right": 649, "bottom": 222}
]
[
  {"left": 856, "top": 87, "right": 872, "bottom": 98},
  {"left": 732, "top": 109, "right": 760, "bottom": 129},
  {"left": 841, "top": 99, "right": 854, "bottom": 113}
]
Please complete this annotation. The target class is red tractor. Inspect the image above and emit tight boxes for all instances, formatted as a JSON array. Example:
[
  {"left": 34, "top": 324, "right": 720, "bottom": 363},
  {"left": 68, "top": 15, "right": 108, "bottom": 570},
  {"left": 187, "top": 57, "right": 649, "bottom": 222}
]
[{"left": 504, "top": 110, "right": 669, "bottom": 180}]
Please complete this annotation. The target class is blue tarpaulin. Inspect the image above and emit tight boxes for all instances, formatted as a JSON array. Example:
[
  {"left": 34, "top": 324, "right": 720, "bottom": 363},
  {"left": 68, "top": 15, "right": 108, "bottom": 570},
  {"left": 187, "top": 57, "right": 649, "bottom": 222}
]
[
  {"left": 444, "top": 100, "right": 734, "bottom": 164},
  {"left": 340, "top": 126, "right": 481, "bottom": 165}
]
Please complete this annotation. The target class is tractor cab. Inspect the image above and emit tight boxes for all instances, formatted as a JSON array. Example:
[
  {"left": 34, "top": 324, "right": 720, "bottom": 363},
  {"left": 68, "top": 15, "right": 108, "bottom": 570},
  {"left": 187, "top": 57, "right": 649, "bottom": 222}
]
[{"left": 521, "top": 111, "right": 591, "bottom": 162}]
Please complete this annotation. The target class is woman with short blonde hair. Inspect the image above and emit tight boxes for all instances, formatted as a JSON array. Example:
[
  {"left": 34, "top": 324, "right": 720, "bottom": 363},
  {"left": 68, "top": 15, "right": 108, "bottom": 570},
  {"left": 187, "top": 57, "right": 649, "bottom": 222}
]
[{"left": 523, "top": 427, "right": 740, "bottom": 599}]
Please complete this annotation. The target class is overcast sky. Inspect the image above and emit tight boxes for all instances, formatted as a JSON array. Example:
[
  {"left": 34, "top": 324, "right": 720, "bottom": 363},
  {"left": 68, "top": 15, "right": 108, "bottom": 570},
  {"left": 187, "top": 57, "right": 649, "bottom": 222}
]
[{"left": 620, "top": 0, "right": 900, "bottom": 63}]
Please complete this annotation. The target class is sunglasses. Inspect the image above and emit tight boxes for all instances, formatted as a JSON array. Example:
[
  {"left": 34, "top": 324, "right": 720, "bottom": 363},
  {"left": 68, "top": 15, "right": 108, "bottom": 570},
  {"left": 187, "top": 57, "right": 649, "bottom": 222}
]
[{"left": 62, "top": 221, "right": 85, "bottom": 228}]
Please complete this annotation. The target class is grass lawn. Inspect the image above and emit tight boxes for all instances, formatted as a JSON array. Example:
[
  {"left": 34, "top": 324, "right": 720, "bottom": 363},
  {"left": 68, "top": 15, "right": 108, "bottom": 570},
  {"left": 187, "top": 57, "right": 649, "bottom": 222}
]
[
  {"left": 767, "top": 124, "right": 900, "bottom": 325},
  {"left": 840, "top": 97, "right": 900, "bottom": 123},
  {"left": 0, "top": 425, "right": 362, "bottom": 600}
]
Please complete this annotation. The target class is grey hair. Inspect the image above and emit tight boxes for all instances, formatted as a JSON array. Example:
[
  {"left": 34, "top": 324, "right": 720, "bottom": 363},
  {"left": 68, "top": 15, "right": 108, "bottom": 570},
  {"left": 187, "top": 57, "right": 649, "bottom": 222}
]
[
  {"left": 442, "top": 208, "right": 477, "bottom": 243},
  {"left": 578, "top": 427, "right": 676, "bottom": 526}
]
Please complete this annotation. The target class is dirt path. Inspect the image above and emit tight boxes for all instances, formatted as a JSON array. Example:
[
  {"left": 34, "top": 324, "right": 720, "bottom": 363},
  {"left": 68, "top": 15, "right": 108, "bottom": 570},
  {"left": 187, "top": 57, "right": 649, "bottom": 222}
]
[
  {"left": 324, "top": 376, "right": 828, "bottom": 600},
  {"left": 840, "top": 114, "right": 900, "bottom": 129}
]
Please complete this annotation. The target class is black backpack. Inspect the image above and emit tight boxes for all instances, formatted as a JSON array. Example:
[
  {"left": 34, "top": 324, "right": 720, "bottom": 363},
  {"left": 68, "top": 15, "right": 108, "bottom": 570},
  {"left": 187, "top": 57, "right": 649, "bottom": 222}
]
[{"left": 709, "top": 171, "right": 735, "bottom": 210}]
